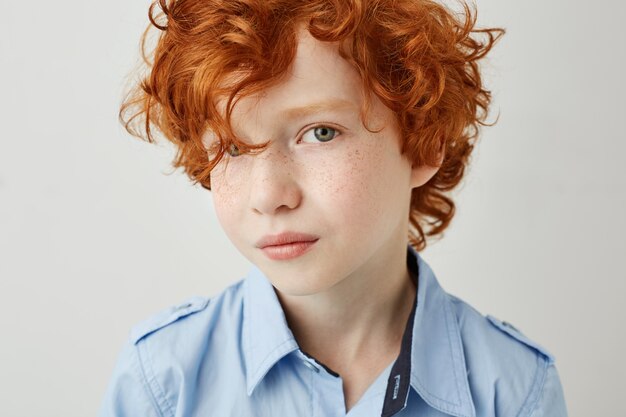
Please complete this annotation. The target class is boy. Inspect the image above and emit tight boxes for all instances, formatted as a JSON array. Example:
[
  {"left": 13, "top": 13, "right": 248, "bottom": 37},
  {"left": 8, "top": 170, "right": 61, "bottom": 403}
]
[{"left": 100, "top": 0, "right": 568, "bottom": 416}]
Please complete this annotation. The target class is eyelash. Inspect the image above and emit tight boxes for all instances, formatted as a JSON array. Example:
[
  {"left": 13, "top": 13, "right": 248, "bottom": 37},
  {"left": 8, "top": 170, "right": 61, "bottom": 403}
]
[{"left": 226, "top": 124, "right": 342, "bottom": 157}]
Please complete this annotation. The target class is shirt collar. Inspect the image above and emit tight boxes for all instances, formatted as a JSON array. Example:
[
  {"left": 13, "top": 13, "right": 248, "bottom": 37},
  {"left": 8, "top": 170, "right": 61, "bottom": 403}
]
[
  {"left": 405, "top": 245, "right": 476, "bottom": 417},
  {"left": 241, "top": 245, "right": 475, "bottom": 417},
  {"left": 242, "top": 265, "right": 299, "bottom": 396}
]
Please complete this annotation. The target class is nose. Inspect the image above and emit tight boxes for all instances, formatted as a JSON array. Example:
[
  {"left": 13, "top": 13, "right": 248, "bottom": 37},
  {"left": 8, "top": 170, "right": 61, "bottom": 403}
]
[{"left": 249, "top": 147, "right": 302, "bottom": 216}]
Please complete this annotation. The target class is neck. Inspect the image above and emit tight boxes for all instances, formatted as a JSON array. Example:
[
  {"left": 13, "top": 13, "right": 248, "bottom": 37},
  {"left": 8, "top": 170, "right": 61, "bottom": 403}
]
[{"left": 275, "top": 238, "right": 416, "bottom": 368}]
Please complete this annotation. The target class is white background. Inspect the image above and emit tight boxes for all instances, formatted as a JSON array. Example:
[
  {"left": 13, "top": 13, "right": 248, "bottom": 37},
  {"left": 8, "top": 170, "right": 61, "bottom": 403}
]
[{"left": 1, "top": 0, "right": 624, "bottom": 415}]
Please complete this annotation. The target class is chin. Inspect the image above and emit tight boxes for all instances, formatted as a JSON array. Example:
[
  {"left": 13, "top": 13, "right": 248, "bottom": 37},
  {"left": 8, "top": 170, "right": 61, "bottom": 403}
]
[{"left": 266, "top": 270, "right": 338, "bottom": 297}]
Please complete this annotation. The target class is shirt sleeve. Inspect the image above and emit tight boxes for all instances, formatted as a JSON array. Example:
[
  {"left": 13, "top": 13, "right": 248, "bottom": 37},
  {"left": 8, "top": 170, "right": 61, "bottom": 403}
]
[
  {"left": 98, "top": 337, "right": 163, "bottom": 417},
  {"left": 530, "top": 364, "right": 568, "bottom": 417}
]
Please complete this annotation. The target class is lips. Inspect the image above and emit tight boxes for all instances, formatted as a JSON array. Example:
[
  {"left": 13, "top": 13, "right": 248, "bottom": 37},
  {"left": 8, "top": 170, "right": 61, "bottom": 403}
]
[{"left": 255, "top": 231, "right": 320, "bottom": 249}]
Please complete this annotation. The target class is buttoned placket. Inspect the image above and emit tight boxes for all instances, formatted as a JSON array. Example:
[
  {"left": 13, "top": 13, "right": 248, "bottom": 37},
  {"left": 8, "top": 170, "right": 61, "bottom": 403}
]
[
  {"left": 292, "top": 349, "right": 403, "bottom": 417},
  {"left": 292, "top": 350, "right": 345, "bottom": 417}
]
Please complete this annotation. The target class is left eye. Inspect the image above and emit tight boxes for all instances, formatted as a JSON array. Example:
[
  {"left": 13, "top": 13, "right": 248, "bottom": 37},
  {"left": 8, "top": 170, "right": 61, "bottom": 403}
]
[
  {"left": 226, "top": 143, "right": 242, "bottom": 157},
  {"left": 300, "top": 126, "right": 339, "bottom": 143}
]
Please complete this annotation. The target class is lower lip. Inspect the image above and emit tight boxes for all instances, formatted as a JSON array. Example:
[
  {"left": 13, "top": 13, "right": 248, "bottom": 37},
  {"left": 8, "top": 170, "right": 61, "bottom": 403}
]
[{"left": 260, "top": 239, "right": 318, "bottom": 260}]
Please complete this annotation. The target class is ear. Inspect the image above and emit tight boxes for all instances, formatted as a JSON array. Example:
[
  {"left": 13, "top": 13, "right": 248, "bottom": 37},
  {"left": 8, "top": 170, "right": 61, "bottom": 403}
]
[{"left": 410, "top": 151, "right": 444, "bottom": 188}]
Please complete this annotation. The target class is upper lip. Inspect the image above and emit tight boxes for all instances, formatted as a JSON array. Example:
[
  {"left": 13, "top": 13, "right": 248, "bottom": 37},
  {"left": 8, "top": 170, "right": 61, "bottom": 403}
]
[{"left": 255, "top": 232, "right": 319, "bottom": 248}]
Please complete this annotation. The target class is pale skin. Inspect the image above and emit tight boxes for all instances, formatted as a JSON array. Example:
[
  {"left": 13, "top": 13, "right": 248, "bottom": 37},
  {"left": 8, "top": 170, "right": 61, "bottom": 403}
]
[{"left": 205, "top": 27, "right": 441, "bottom": 412}]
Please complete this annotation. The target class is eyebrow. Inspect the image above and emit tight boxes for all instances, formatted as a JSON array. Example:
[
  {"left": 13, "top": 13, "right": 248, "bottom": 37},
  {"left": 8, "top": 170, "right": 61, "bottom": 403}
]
[{"left": 281, "top": 99, "right": 358, "bottom": 120}]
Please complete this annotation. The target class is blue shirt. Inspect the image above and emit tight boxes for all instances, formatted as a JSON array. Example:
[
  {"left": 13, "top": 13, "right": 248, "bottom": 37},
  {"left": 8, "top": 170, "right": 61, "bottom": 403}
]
[{"left": 99, "top": 245, "right": 568, "bottom": 416}]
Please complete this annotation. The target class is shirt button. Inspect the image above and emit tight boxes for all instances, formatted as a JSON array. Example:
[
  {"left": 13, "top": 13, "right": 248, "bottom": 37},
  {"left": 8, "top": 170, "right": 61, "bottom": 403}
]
[
  {"left": 302, "top": 360, "right": 320, "bottom": 373},
  {"left": 502, "top": 321, "right": 519, "bottom": 332},
  {"left": 174, "top": 302, "right": 192, "bottom": 311}
]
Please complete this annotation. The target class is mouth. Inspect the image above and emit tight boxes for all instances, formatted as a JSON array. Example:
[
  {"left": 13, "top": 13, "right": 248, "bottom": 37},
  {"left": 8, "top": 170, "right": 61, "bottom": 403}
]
[
  {"left": 256, "top": 231, "right": 319, "bottom": 260},
  {"left": 260, "top": 239, "right": 319, "bottom": 260}
]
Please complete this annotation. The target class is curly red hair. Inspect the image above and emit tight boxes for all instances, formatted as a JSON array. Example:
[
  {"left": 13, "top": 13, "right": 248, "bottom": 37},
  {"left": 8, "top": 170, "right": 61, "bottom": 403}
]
[{"left": 120, "top": 0, "right": 504, "bottom": 251}]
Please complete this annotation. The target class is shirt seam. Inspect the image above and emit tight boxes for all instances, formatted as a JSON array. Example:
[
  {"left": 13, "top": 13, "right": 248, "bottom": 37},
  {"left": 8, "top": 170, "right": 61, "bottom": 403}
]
[
  {"left": 443, "top": 296, "right": 464, "bottom": 407},
  {"left": 129, "top": 341, "right": 167, "bottom": 417},
  {"left": 137, "top": 340, "right": 176, "bottom": 417},
  {"left": 515, "top": 352, "right": 549, "bottom": 417}
]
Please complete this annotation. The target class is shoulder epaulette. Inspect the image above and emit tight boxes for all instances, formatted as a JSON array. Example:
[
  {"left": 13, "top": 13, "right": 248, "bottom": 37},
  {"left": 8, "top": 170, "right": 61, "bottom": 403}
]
[
  {"left": 486, "top": 315, "right": 555, "bottom": 365},
  {"left": 130, "top": 296, "right": 210, "bottom": 344}
]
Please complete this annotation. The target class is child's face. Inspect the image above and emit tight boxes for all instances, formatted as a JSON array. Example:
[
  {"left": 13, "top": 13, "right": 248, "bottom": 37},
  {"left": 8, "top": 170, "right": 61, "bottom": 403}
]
[{"left": 206, "top": 28, "right": 436, "bottom": 296}]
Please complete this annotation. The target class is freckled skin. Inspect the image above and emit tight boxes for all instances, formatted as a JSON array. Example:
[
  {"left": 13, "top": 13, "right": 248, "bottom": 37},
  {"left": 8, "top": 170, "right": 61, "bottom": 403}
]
[
  {"left": 206, "top": 28, "right": 442, "bottom": 411},
  {"left": 206, "top": 28, "right": 438, "bottom": 299}
]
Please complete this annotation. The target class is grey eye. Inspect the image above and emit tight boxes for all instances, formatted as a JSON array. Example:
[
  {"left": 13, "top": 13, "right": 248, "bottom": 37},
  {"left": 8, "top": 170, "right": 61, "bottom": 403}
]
[
  {"left": 227, "top": 143, "right": 241, "bottom": 157},
  {"left": 301, "top": 126, "right": 339, "bottom": 143}
]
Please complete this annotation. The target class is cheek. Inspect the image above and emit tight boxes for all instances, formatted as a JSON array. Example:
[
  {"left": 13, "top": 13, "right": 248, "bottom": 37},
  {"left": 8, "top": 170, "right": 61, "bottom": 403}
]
[
  {"left": 210, "top": 165, "right": 244, "bottom": 236},
  {"left": 308, "top": 144, "right": 389, "bottom": 228},
  {"left": 212, "top": 190, "right": 234, "bottom": 228}
]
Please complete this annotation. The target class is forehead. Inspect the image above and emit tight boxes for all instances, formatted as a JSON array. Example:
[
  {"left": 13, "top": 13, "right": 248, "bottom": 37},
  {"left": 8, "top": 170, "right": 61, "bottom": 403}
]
[{"left": 220, "top": 28, "right": 366, "bottom": 126}]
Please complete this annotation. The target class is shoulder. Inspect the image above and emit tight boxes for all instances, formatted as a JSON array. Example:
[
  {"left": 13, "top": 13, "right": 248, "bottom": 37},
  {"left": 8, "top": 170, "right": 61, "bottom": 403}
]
[
  {"left": 447, "top": 293, "right": 555, "bottom": 365},
  {"left": 129, "top": 295, "right": 211, "bottom": 344},
  {"left": 130, "top": 278, "right": 246, "bottom": 346},
  {"left": 127, "top": 279, "right": 246, "bottom": 408},
  {"left": 99, "top": 279, "right": 248, "bottom": 417},
  {"left": 446, "top": 294, "right": 563, "bottom": 416}
]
